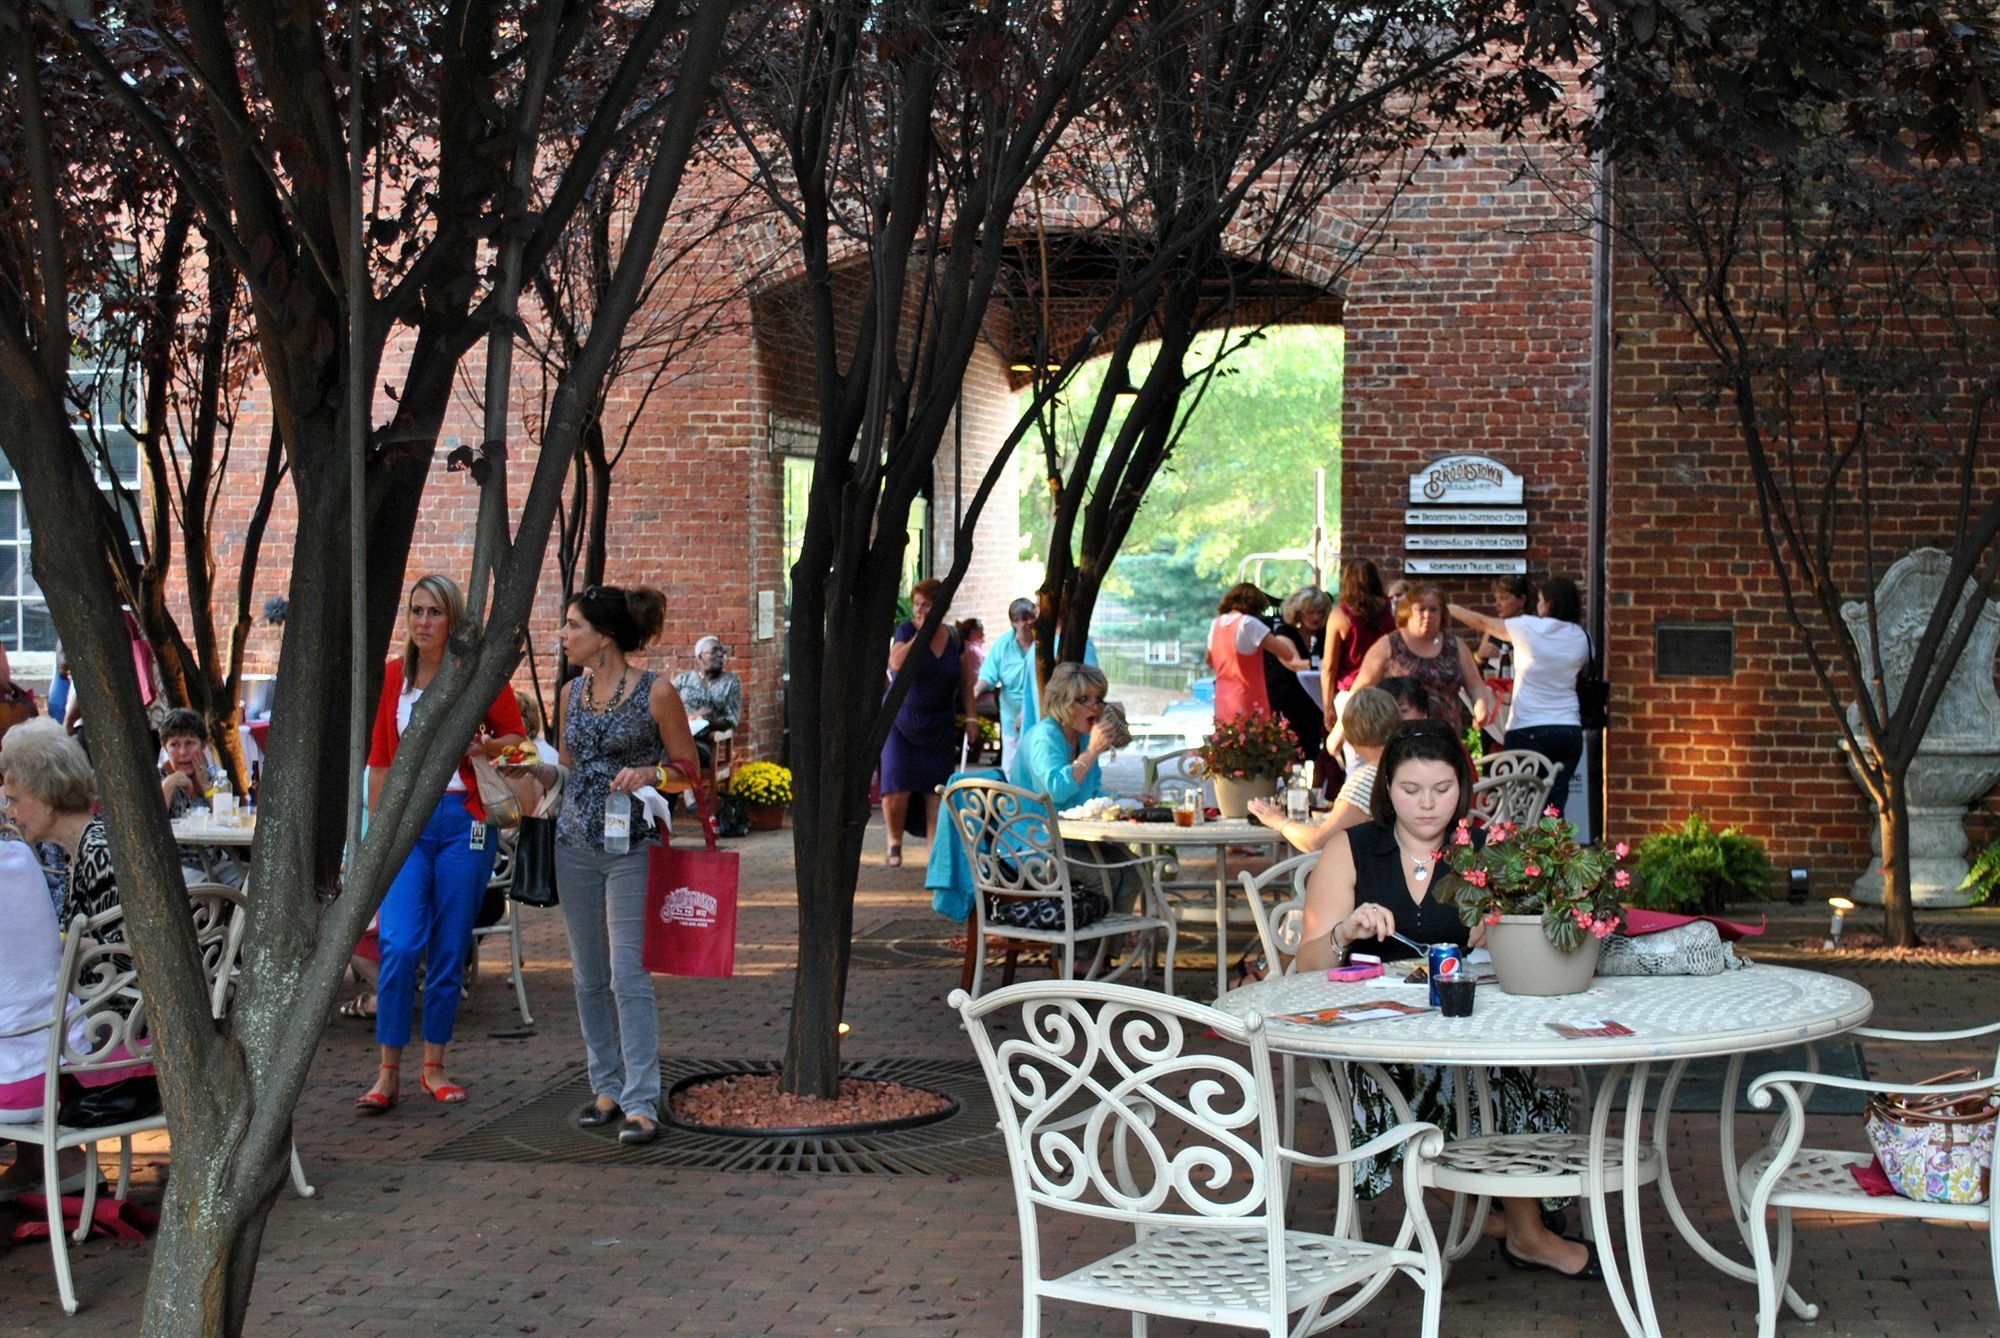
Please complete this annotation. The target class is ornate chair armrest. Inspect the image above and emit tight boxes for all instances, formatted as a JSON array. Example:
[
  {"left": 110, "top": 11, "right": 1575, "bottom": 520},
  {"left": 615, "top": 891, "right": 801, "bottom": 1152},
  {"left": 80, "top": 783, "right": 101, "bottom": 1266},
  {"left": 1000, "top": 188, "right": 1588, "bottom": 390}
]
[
  {"left": 1853, "top": 1021, "right": 2000, "bottom": 1043},
  {"left": 1281, "top": 1120, "right": 1444, "bottom": 1172},
  {"left": 1747, "top": 1067, "right": 1996, "bottom": 1112}
]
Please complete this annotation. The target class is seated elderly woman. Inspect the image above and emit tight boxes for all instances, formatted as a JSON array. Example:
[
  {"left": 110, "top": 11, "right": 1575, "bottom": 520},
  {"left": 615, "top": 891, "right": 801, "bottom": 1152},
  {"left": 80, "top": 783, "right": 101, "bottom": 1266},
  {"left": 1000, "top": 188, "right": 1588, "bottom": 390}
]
[
  {"left": 2, "top": 719, "right": 119, "bottom": 945},
  {"left": 1000, "top": 661, "right": 1141, "bottom": 932},
  {"left": 0, "top": 837, "right": 95, "bottom": 1198}
]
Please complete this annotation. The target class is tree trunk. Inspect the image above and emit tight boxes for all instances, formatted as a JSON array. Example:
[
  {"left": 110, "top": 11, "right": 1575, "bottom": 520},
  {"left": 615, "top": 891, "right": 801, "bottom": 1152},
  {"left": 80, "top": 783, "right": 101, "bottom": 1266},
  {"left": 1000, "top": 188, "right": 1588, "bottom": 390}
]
[
  {"left": 139, "top": 1135, "right": 285, "bottom": 1338},
  {"left": 780, "top": 586, "right": 871, "bottom": 1098},
  {"left": 1879, "top": 772, "right": 1919, "bottom": 949}
]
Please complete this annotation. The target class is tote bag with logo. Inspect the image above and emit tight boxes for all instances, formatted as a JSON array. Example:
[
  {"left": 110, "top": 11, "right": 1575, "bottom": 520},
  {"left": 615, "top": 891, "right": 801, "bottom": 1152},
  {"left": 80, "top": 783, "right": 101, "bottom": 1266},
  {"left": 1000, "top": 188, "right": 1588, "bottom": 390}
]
[{"left": 641, "top": 764, "right": 739, "bottom": 976}]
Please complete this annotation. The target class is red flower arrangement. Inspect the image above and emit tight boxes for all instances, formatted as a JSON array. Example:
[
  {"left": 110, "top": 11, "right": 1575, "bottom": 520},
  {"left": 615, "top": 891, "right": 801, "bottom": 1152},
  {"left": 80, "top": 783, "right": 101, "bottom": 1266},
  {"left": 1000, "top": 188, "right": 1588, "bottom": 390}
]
[{"left": 1441, "top": 806, "right": 1628, "bottom": 953}]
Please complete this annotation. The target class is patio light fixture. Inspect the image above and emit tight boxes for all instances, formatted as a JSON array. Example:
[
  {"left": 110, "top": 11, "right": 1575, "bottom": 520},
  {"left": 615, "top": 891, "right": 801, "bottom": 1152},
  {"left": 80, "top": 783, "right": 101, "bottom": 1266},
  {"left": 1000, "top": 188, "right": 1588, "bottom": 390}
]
[{"left": 1826, "top": 896, "right": 1855, "bottom": 949}]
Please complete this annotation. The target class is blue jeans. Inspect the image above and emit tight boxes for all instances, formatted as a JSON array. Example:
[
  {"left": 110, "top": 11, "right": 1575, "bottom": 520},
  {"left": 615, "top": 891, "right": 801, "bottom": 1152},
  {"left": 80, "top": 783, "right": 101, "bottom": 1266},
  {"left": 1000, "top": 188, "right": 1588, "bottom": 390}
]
[
  {"left": 1504, "top": 724, "right": 1585, "bottom": 816},
  {"left": 376, "top": 791, "right": 498, "bottom": 1048},
  {"left": 555, "top": 842, "right": 660, "bottom": 1121}
]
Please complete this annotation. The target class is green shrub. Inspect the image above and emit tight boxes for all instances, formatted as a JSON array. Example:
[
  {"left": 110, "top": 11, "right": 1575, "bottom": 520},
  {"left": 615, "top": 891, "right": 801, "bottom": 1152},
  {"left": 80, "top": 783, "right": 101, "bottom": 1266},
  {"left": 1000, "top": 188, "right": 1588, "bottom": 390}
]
[
  {"left": 1633, "top": 814, "right": 1774, "bottom": 913},
  {"left": 1962, "top": 839, "right": 2000, "bottom": 907}
]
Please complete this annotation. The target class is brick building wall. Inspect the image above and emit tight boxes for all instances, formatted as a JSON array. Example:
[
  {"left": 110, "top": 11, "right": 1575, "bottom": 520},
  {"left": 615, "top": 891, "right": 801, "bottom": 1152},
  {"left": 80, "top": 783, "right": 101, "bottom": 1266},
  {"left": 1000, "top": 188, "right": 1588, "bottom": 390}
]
[
  {"left": 1335, "top": 135, "right": 1598, "bottom": 613},
  {"left": 1602, "top": 233, "right": 2000, "bottom": 876}
]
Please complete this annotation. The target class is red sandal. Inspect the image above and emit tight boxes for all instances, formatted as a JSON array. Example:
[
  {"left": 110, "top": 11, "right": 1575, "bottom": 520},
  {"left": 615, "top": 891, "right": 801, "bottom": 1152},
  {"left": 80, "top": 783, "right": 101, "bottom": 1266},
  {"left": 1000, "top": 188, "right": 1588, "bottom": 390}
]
[
  {"left": 355, "top": 1063, "right": 399, "bottom": 1115},
  {"left": 420, "top": 1061, "right": 468, "bottom": 1104}
]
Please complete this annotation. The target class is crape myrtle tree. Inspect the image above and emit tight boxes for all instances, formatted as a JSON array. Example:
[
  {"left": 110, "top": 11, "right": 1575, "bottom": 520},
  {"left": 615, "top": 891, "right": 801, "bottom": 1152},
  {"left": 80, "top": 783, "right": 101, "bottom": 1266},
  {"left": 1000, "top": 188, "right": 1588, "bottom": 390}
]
[
  {"left": 0, "top": 1, "right": 743, "bottom": 1330},
  {"left": 513, "top": 112, "right": 773, "bottom": 714},
  {"left": 66, "top": 114, "right": 283, "bottom": 788},
  {"left": 1574, "top": 0, "right": 2000, "bottom": 947},
  {"left": 726, "top": 0, "right": 1167, "bottom": 1097},
  {"left": 1014, "top": 0, "right": 1589, "bottom": 686}
]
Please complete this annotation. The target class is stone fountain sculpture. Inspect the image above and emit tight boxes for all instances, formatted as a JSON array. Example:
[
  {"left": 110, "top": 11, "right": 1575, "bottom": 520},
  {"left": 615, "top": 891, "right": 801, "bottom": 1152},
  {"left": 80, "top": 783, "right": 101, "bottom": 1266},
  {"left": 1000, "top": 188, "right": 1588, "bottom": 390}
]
[{"left": 1841, "top": 548, "right": 2000, "bottom": 906}]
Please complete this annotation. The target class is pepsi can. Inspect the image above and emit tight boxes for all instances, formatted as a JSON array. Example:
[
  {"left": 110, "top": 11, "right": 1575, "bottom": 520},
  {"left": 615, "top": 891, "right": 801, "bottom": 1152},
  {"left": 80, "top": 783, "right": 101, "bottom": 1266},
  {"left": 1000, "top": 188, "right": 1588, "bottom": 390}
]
[{"left": 1427, "top": 944, "right": 1462, "bottom": 1009}]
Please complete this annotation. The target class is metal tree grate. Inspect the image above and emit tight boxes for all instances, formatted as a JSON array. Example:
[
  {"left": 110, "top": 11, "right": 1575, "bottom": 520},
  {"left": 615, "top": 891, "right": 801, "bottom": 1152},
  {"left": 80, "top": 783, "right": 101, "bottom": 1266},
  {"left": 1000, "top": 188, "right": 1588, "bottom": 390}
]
[{"left": 423, "top": 1056, "right": 1010, "bottom": 1176}]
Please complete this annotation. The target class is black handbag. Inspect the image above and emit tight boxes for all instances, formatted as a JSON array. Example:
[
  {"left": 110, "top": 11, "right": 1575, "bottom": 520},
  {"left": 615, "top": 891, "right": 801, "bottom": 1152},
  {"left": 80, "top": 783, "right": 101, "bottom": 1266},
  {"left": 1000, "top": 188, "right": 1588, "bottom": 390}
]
[
  {"left": 58, "top": 1075, "right": 162, "bottom": 1129},
  {"left": 509, "top": 815, "right": 559, "bottom": 907},
  {"left": 714, "top": 794, "right": 751, "bottom": 839},
  {"left": 1577, "top": 628, "right": 1610, "bottom": 730}
]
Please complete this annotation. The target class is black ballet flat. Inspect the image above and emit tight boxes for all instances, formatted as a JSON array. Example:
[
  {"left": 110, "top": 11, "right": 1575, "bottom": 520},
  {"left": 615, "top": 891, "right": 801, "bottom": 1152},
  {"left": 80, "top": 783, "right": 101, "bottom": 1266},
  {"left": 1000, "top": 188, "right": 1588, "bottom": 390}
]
[
  {"left": 576, "top": 1100, "right": 623, "bottom": 1128},
  {"left": 618, "top": 1116, "right": 661, "bottom": 1145},
  {"left": 1497, "top": 1236, "right": 1603, "bottom": 1282}
]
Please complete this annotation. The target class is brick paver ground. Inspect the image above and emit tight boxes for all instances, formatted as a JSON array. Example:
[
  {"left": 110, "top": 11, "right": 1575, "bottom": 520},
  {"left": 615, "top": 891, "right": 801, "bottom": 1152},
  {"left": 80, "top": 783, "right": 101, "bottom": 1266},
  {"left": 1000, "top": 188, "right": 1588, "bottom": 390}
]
[{"left": 1, "top": 818, "right": 1994, "bottom": 1335}]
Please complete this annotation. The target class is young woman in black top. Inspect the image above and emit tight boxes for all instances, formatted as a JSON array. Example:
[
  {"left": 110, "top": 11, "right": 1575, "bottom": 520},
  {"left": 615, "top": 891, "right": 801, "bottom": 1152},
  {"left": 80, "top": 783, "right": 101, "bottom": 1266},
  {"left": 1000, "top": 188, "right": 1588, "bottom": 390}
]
[{"left": 1297, "top": 721, "right": 1600, "bottom": 1281}]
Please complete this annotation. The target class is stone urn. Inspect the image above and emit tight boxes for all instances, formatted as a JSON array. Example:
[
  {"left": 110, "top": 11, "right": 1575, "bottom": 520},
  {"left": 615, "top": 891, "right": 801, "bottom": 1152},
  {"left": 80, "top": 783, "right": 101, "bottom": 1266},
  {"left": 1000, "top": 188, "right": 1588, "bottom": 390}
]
[
  {"left": 1212, "top": 774, "right": 1279, "bottom": 819},
  {"left": 1484, "top": 915, "right": 1602, "bottom": 996},
  {"left": 1839, "top": 549, "right": 2000, "bottom": 907}
]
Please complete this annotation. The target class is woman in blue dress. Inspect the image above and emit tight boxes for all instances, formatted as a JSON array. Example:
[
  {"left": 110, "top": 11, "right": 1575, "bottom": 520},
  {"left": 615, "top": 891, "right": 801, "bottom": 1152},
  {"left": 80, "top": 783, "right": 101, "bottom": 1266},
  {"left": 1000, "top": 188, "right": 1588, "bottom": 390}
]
[{"left": 879, "top": 578, "right": 978, "bottom": 867}]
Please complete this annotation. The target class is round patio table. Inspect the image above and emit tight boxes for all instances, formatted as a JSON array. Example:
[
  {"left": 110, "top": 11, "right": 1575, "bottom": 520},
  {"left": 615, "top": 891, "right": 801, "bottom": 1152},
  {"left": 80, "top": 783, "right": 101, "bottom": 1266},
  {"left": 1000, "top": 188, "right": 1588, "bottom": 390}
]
[
  {"left": 1060, "top": 816, "right": 1289, "bottom": 996},
  {"left": 1214, "top": 963, "right": 1873, "bottom": 1338}
]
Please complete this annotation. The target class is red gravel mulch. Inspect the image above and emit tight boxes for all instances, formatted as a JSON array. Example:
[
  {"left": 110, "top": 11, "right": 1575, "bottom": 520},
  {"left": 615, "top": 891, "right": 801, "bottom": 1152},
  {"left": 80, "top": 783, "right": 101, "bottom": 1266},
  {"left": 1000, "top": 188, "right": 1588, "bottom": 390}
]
[
  {"left": 1789, "top": 931, "right": 2000, "bottom": 965},
  {"left": 670, "top": 1074, "right": 952, "bottom": 1131}
]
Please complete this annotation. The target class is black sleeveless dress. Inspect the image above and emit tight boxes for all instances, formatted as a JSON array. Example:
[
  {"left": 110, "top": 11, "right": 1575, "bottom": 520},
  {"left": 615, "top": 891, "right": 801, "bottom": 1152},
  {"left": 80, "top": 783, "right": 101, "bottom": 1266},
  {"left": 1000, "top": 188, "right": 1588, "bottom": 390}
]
[
  {"left": 1344, "top": 823, "right": 1467, "bottom": 957},
  {"left": 1336, "top": 824, "right": 1572, "bottom": 1202}
]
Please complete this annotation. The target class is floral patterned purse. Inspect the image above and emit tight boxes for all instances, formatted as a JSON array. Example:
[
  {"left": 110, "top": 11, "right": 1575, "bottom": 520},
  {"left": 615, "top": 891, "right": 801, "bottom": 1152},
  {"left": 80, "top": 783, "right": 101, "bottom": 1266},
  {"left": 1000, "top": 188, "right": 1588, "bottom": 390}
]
[{"left": 1863, "top": 1068, "right": 1998, "bottom": 1205}]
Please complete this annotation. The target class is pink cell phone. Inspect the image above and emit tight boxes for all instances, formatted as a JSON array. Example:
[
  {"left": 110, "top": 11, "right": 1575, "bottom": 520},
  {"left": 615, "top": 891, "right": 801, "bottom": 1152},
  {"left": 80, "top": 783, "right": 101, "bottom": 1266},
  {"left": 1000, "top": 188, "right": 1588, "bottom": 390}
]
[{"left": 1328, "top": 962, "right": 1384, "bottom": 982}]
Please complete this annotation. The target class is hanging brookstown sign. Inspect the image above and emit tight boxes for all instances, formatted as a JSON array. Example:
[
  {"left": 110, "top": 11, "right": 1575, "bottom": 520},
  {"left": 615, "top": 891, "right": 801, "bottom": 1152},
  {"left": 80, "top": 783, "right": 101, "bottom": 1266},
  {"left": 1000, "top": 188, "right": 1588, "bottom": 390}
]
[
  {"left": 1407, "top": 453, "right": 1524, "bottom": 505},
  {"left": 1403, "top": 453, "right": 1529, "bottom": 576}
]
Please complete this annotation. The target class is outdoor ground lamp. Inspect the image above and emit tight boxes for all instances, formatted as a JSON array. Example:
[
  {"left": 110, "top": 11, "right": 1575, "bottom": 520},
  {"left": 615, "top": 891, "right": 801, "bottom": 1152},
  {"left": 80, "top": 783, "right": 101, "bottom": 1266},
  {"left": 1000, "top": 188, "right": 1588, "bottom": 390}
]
[{"left": 1826, "top": 896, "right": 1855, "bottom": 949}]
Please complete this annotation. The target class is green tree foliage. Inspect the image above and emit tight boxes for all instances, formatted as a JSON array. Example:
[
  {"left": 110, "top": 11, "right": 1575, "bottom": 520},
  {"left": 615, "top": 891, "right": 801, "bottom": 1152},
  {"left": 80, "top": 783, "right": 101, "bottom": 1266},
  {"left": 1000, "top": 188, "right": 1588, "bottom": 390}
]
[{"left": 1019, "top": 325, "right": 1342, "bottom": 617}]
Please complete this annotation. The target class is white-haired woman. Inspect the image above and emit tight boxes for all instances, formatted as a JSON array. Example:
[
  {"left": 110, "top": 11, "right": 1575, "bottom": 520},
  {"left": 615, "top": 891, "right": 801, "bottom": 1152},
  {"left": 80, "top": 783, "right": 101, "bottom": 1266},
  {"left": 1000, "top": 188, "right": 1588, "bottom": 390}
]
[
  {"left": 1266, "top": 585, "right": 1331, "bottom": 764},
  {"left": 0, "top": 720, "right": 117, "bottom": 1198}
]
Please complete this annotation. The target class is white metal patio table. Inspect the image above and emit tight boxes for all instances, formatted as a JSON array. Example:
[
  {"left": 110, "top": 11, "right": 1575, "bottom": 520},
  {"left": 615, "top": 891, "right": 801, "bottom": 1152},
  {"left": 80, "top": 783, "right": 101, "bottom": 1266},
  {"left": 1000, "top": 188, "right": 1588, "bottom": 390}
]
[
  {"left": 1059, "top": 815, "right": 1289, "bottom": 995},
  {"left": 1214, "top": 963, "right": 1873, "bottom": 1337},
  {"left": 173, "top": 815, "right": 256, "bottom": 883}
]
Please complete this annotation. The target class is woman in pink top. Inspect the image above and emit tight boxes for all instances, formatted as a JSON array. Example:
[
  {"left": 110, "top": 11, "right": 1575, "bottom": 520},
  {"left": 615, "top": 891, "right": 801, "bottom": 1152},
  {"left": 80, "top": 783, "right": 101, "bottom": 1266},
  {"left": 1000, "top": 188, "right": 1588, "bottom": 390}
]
[{"left": 1206, "top": 583, "right": 1307, "bottom": 723}]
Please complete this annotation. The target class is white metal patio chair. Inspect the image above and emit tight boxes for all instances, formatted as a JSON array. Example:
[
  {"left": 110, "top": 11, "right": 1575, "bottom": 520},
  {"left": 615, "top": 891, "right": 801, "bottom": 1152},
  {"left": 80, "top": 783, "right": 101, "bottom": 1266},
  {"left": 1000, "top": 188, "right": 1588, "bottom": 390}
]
[
  {"left": 953, "top": 979, "right": 1446, "bottom": 1336},
  {"left": 468, "top": 828, "right": 534, "bottom": 1024},
  {"left": 1737, "top": 1020, "right": 2000, "bottom": 1338},
  {"left": 942, "top": 778, "right": 1175, "bottom": 1000},
  {"left": 1, "top": 890, "right": 311, "bottom": 1315},
  {"left": 1469, "top": 748, "right": 1557, "bottom": 830}
]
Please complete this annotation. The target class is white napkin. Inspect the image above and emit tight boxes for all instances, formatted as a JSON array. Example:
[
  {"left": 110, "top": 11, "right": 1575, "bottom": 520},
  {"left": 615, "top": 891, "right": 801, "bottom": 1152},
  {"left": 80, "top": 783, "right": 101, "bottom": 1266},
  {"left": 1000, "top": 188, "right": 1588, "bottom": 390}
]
[{"left": 634, "top": 786, "right": 675, "bottom": 829}]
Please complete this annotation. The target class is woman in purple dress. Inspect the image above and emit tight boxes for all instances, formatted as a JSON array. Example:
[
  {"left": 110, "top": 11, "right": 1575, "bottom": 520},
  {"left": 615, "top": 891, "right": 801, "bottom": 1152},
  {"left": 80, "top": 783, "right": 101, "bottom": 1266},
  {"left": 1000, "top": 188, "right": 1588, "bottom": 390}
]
[{"left": 880, "top": 579, "right": 979, "bottom": 867}]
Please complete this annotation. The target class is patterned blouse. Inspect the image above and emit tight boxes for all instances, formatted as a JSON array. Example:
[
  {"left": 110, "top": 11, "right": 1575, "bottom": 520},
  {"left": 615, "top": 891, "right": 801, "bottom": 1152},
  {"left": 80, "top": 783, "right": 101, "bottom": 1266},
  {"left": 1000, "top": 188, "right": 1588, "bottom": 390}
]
[
  {"left": 672, "top": 669, "right": 742, "bottom": 733},
  {"left": 64, "top": 817, "right": 122, "bottom": 943},
  {"left": 559, "top": 670, "right": 664, "bottom": 852}
]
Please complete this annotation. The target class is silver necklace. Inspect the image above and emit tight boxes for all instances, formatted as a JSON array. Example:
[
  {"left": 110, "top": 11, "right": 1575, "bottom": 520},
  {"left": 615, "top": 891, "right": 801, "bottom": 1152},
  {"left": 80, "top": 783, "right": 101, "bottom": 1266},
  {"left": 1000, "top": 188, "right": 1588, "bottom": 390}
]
[
  {"left": 1398, "top": 841, "right": 1434, "bottom": 881},
  {"left": 585, "top": 667, "right": 631, "bottom": 714}
]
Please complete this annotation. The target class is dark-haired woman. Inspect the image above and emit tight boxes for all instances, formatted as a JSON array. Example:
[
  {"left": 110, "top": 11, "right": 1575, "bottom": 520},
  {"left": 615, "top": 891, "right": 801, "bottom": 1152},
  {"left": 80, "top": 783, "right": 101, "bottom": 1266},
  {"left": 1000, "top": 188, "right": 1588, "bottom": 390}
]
[
  {"left": 1207, "top": 582, "right": 1307, "bottom": 724},
  {"left": 880, "top": 578, "right": 979, "bottom": 868},
  {"left": 1321, "top": 559, "right": 1397, "bottom": 762},
  {"left": 1296, "top": 721, "right": 1593, "bottom": 1279},
  {"left": 552, "top": 584, "right": 699, "bottom": 1145},
  {"left": 1450, "top": 575, "right": 1590, "bottom": 813},
  {"left": 358, "top": 575, "right": 526, "bottom": 1114}
]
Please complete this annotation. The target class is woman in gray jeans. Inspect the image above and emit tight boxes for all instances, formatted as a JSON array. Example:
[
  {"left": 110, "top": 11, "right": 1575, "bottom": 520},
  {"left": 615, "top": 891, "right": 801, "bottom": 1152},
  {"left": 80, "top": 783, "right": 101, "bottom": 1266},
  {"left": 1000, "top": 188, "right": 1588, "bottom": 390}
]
[{"left": 549, "top": 585, "right": 700, "bottom": 1145}]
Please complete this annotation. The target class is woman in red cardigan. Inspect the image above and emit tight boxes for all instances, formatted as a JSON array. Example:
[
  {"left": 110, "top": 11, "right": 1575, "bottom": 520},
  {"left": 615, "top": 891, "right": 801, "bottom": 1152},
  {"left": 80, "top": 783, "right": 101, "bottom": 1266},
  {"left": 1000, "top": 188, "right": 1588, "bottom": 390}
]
[{"left": 355, "top": 575, "right": 525, "bottom": 1113}]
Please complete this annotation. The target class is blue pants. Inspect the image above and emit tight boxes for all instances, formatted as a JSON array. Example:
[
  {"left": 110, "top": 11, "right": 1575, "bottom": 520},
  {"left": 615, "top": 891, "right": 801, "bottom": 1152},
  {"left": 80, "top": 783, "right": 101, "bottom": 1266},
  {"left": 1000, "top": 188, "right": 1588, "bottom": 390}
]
[
  {"left": 1504, "top": 724, "right": 1585, "bottom": 817},
  {"left": 376, "top": 791, "right": 498, "bottom": 1048}
]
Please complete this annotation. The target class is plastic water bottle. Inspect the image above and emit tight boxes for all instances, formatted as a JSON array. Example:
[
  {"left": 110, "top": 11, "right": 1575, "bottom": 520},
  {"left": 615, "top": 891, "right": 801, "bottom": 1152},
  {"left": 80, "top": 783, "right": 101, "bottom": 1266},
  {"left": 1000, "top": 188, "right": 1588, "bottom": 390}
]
[{"left": 604, "top": 790, "right": 631, "bottom": 854}]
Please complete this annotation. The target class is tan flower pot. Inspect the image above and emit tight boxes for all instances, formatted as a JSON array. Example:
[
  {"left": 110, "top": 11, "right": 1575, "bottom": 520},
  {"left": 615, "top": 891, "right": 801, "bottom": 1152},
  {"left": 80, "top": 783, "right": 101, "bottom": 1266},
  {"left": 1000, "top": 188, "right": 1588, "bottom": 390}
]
[
  {"left": 1484, "top": 913, "right": 1601, "bottom": 996},
  {"left": 1212, "top": 775, "right": 1278, "bottom": 819}
]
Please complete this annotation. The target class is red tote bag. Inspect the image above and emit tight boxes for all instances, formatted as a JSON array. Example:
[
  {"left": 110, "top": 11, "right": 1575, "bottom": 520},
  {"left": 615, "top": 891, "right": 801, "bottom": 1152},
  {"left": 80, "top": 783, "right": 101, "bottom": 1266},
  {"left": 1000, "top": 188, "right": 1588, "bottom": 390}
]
[{"left": 642, "top": 765, "right": 740, "bottom": 977}]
